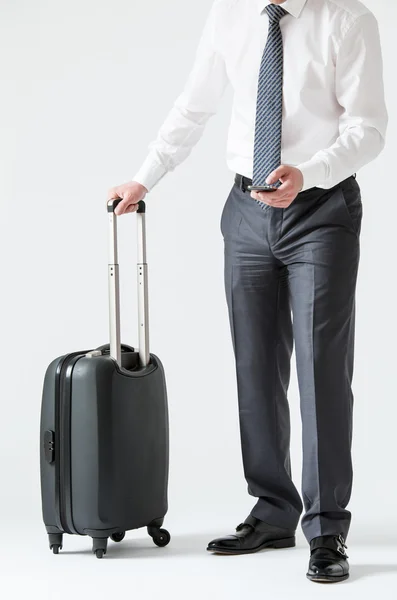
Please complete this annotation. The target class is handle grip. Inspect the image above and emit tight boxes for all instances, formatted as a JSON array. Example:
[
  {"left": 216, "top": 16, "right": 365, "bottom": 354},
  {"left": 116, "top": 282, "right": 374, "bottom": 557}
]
[{"left": 107, "top": 199, "right": 146, "bottom": 213}]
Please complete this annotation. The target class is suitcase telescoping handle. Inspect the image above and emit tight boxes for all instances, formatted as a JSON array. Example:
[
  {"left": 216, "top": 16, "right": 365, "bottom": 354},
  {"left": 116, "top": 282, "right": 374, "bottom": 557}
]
[{"left": 107, "top": 199, "right": 149, "bottom": 368}]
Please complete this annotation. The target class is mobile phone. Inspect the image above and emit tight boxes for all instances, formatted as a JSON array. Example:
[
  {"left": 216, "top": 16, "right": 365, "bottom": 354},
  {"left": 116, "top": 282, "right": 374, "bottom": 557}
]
[{"left": 246, "top": 185, "right": 277, "bottom": 192}]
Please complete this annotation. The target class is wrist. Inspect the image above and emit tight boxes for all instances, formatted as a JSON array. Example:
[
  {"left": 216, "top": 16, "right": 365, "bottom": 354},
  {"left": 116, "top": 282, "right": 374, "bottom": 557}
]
[
  {"left": 139, "top": 183, "right": 149, "bottom": 195},
  {"left": 295, "top": 167, "right": 304, "bottom": 192},
  {"left": 296, "top": 157, "right": 329, "bottom": 191},
  {"left": 132, "top": 154, "right": 167, "bottom": 192}
]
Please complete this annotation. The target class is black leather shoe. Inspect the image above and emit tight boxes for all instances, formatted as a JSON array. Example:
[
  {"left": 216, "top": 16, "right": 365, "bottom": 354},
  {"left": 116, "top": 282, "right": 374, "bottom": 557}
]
[
  {"left": 307, "top": 534, "right": 349, "bottom": 583},
  {"left": 207, "top": 516, "right": 295, "bottom": 555}
]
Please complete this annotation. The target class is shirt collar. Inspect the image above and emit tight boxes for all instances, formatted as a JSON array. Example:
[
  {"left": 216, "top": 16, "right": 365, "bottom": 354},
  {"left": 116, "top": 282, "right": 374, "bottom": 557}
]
[{"left": 257, "top": 0, "right": 307, "bottom": 18}]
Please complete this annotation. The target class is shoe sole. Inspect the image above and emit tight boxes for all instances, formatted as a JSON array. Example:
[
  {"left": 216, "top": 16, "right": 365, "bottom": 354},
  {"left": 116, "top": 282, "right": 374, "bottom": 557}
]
[
  {"left": 306, "top": 573, "right": 349, "bottom": 584},
  {"left": 206, "top": 536, "right": 296, "bottom": 555}
]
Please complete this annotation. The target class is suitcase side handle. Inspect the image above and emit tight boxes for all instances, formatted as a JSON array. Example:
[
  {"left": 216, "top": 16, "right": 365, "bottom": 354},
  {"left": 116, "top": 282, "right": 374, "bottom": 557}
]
[{"left": 107, "top": 199, "right": 150, "bottom": 368}]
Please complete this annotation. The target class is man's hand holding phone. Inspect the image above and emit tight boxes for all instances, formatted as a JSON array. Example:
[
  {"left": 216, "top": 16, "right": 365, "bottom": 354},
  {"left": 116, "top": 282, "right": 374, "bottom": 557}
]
[{"left": 249, "top": 165, "right": 304, "bottom": 208}]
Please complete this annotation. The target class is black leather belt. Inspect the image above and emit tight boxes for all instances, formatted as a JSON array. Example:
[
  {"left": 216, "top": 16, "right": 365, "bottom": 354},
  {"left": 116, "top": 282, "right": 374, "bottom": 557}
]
[{"left": 234, "top": 173, "right": 253, "bottom": 193}]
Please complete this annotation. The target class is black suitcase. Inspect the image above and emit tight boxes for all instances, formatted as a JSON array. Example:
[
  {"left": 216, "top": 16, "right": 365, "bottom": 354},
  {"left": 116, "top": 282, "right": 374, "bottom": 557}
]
[{"left": 40, "top": 199, "right": 170, "bottom": 558}]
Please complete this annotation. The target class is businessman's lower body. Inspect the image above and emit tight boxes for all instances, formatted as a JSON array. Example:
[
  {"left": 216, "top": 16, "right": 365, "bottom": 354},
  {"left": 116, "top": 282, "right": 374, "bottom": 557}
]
[{"left": 208, "top": 174, "right": 362, "bottom": 583}]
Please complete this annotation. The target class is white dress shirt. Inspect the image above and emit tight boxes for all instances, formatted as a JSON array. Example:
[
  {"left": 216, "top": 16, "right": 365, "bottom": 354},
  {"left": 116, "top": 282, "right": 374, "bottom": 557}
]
[{"left": 133, "top": 0, "right": 388, "bottom": 192}]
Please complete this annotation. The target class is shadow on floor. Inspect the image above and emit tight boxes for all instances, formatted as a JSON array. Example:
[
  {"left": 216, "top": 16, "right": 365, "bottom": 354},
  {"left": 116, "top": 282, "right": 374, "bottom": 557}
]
[
  {"left": 60, "top": 530, "right": 397, "bottom": 580},
  {"left": 62, "top": 531, "right": 302, "bottom": 560},
  {"left": 347, "top": 564, "right": 397, "bottom": 582}
]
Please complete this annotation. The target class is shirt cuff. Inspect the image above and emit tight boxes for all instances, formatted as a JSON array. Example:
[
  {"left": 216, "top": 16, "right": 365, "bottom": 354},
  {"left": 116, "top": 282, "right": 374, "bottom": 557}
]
[
  {"left": 295, "top": 156, "right": 329, "bottom": 191},
  {"left": 132, "top": 153, "right": 168, "bottom": 192}
]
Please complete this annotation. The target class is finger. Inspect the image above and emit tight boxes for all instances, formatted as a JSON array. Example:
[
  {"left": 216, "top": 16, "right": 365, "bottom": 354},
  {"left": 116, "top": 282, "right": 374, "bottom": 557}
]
[
  {"left": 251, "top": 191, "right": 272, "bottom": 206},
  {"left": 271, "top": 194, "right": 297, "bottom": 207},
  {"left": 107, "top": 188, "right": 121, "bottom": 202},
  {"left": 251, "top": 190, "right": 278, "bottom": 202},
  {"left": 257, "top": 189, "right": 288, "bottom": 203},
  {"left": 114, "top": 195, "right": 137, "bottom": 216},
  {"left": 250, "top": 191, "right": 265, "bottom": 202},
  {"left": 263, "top": 182, "right": 292, "bottom": 202},
  {"left": 270, "top": 199, "right": 292, "bottom": 208},
  {"left": 266, "top": 165, "right": 291, "bottom": 185},
  {"left": 251, "top": 190, "right": 290, "bottom": 207}
]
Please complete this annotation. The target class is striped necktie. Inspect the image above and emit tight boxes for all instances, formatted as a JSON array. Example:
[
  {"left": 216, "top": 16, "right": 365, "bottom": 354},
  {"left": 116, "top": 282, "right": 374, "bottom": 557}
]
[{"left": 252, "top": 4, "right": 288, "bottom": 200}]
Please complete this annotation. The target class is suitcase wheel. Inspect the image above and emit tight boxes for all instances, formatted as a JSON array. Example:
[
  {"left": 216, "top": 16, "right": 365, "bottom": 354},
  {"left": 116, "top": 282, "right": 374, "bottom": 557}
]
[
  {"left": 147, "top": 527, "right": 171, "bottom": 548},
  {"left": 48, "top": 533, "right": 63, "bottom": 555},
  {"left": 92, "top": 537, "right": 108, "bottom": 559},
  {"left": 110, "top": 531, "right": 125, "bottom": 543}
]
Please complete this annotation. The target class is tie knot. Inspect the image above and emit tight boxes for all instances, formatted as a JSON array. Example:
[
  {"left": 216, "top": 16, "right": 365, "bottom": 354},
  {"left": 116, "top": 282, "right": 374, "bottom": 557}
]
[{"left": 265, "top": 4, "right": 288, "bottom": 22}]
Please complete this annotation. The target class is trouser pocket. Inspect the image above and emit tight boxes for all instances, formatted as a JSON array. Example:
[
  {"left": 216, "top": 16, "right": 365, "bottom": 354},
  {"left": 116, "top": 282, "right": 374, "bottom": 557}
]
[
  {"left": 339, "top": 176, "right": 363, "bottom": 237},
  {"left": 220, "top": 184, "right": 243, "bottom": 238}
]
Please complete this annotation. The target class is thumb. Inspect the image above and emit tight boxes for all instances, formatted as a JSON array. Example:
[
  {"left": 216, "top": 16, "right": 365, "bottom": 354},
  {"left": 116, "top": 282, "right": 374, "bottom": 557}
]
[{"left": 266, "top": 165, "right": 291, "bottom": 185}]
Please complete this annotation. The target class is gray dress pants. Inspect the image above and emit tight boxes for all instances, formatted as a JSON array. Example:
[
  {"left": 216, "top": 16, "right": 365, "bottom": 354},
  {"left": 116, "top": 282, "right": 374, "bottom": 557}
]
[{"left": 221, "top": 175, "right": 362, "bottom": 543}]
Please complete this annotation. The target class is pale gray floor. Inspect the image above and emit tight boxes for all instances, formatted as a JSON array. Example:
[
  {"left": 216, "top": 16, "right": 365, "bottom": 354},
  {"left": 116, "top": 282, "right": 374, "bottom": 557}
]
[{"left": 2, "top": 524, "right": 397, "bottom": 600}]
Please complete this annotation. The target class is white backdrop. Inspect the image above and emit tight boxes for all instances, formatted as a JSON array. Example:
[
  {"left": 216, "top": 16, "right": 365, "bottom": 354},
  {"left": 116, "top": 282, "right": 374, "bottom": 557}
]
[{"left": 0, "top": 1, "right": 396, "bottom": 597}]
